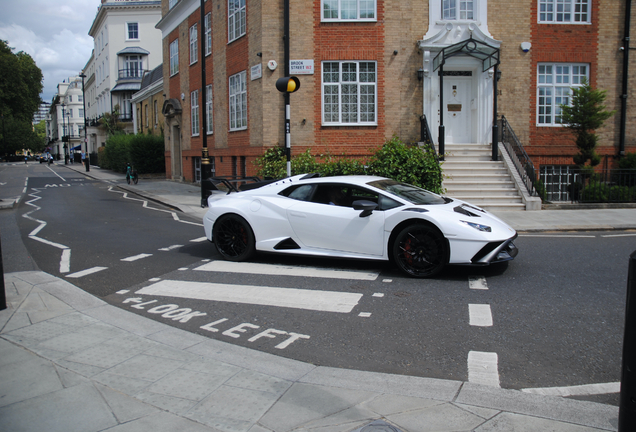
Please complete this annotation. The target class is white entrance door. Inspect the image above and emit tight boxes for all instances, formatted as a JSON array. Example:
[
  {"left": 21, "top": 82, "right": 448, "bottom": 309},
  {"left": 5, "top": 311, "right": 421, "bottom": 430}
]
[{"left": 443, "top": 77, "right": 472, "bottom": 143}]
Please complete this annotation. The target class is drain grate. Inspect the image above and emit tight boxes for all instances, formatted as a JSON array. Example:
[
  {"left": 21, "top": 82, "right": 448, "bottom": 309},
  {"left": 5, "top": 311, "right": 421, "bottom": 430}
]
[{"left": 353, "top": 419, "right": 403, "bottom": 432}]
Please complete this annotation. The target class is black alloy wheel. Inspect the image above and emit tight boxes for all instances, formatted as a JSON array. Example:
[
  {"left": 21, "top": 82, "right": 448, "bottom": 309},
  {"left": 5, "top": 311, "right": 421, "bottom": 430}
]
[
  {"left": 392, "top": 223, "right": 447, "bottom": 278},
  {"left": 212, "top": 214, "right": 256, "bottom": 261}
]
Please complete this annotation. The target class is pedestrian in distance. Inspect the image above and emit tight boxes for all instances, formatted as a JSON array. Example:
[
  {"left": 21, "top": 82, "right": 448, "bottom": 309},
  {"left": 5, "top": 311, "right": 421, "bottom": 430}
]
[{"left": 81, "top": 151, "right": 85, "bottom": 166}]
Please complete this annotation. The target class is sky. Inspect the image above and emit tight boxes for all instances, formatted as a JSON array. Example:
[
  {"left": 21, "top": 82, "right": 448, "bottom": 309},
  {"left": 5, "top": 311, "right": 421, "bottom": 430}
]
[{"left": 0, "top": 0, "right": 99, "bottom": 103}]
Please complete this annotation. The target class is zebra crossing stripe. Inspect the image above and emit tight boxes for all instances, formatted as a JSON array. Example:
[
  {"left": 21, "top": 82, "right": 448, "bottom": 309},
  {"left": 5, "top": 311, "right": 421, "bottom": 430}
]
[
  {"left": 194, "top": 260, "right": 379, "bottom": 280},
  {"left": 136, "top": 279, "right": 363, "bottom": 313}
]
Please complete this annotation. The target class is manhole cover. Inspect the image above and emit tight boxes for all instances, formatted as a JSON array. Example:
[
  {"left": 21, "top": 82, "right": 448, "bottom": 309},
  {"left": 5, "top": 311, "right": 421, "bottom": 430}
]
[{"left": 353, "top": 419, "right": 403, "bottom": 432}]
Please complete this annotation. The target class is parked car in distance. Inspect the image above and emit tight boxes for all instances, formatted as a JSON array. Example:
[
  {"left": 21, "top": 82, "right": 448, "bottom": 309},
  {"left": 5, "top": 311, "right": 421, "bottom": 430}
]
[{"left": 203, "top": 174, "right": 518, "bottom": 278}]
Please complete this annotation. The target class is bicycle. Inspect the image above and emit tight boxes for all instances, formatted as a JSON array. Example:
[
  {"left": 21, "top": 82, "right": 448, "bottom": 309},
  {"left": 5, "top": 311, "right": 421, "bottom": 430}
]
[{"left": 126, "top": 163, "right": 139, "bottom": 185}]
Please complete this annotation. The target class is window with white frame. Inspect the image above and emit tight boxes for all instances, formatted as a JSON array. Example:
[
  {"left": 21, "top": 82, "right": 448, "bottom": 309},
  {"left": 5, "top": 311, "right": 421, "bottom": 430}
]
[
  {"left": 191, "top": 90, "right": 200, "bottom": 136},
  {"left": 322, "top": 61, "right": 376, "bottom": 125},
  {"left": 127, "top": 22, "right": 139, "bottom": 40},
  {"left": 125, "top": 55, "right": 143, "bottom": 78},
  {"left": 443, "top": 0, "right": 474, "bottom": 20},
  {"left": 537, "top": 63, "right": 588, "bottom": 126},
  {"left": 539, "top": 0, "right": 590, "bottom": 23},
  {"left": 189, "top": 24, "right": 198, "bottom": 65},
  {"left": 206, "top": 84, "right": 213, "bottom": 134},
  {"left": 205, "top": 13, "right": 212, "bottom": 56},
  {"left": 322, "top": 0, "right": 376, "bottom": 21},
  {"left": 154, "top": 100, "right": 158, "bottom": 127},
  {"left": 170, "top": 39, "right": 179, "bottom": 76},
  {"left": 228, "top": 0, "right": 246, "bottom": 43},
  {"left": 229, "top": 71, "right": 247, "bottom": 131}
]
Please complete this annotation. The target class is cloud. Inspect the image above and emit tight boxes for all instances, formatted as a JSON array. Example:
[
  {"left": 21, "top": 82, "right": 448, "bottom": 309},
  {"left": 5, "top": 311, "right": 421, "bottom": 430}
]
[{"left": 0, "top": 0, "right": 99, "bottom": 102}]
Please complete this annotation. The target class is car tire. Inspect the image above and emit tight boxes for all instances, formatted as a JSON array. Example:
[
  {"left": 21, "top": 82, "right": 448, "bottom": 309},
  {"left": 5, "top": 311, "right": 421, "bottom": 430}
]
[
  {"left": 391, "top": 223, "right": 447, "bottom": 278},
  {"left": 213, "top": 214, "right": 256, "bottom": 262}
]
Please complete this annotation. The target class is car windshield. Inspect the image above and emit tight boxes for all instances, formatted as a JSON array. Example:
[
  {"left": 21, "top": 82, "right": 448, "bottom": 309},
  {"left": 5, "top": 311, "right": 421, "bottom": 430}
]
[{"left": 368, "top": 179, "right": 447, "bottom": 205}]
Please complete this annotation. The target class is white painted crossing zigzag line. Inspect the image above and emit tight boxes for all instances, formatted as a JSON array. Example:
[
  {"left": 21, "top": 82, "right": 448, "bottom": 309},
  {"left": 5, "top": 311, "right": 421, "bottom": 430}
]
[
  {"left": 108, "top": 186, "right": 203, "bottom": 227},
  {"left": 22, "top": 184, "right": 71, "bottom": 273}
]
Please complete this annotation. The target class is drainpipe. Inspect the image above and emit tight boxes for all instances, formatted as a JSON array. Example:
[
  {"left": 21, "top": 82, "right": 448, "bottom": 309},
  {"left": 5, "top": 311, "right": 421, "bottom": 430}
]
[
  {"left": 492, "top": 65, "right": 499, "bottom": 162},
  {"left": 619, "top": 0, "right": 631, "bottom": 157},
  {"left": 200, "top": 0, "right": 211, "bottom": 206},
  {"left": 438, "top": 66, "right": 445, "bottom": 161}
]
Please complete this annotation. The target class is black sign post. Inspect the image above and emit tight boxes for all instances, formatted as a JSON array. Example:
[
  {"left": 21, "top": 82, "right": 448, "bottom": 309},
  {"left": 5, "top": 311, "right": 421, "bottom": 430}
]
[{"left": 619, "top": 250, "right": 636, "bottom": 431}]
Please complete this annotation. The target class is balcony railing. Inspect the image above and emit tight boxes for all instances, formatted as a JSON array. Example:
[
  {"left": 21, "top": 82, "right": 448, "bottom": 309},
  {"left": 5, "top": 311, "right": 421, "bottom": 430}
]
[{"left": 118, "top": 68, "right": 145, "bottom": 79}]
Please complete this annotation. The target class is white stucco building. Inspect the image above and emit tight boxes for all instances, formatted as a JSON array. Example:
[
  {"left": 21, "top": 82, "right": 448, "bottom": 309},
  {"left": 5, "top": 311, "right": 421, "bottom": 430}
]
[
  {"left": 84, "top": 0, "right": 163, "bottom": 153},
  {"left": 46, "top": 77, "right": 86, "bottom": 161}
]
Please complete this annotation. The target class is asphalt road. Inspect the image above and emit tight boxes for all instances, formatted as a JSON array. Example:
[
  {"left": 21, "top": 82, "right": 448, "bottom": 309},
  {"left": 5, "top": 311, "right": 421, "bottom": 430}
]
[{"left": 2, "top": 161, "right": 633, "bottom": 407}]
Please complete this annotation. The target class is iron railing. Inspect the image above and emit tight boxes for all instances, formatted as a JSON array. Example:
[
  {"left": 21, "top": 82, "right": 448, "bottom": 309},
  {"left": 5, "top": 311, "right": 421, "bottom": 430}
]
[
  {"left": 118, "top": 68, "right": 145, "bottom": 79},
  {"left": 420, "top": 115, "right": 435, "bottom": 153},
  {"left": 500, "top": 115, "right": 537, "bottom": 196},
  {"left": 539, "top": 166, "right": 636, "bottom": 203}
]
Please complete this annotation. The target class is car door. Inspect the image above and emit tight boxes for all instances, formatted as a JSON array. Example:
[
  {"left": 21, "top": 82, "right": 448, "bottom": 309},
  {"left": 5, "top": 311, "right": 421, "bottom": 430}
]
[{"left": 285, "top": 183, "right": 385, "bottom": 256}]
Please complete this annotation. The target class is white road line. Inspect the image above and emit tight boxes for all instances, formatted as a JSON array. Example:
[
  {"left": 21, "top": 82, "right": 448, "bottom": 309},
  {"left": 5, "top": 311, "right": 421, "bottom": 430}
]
[
  {"left": 60, "top": 249, "right": 71, "bottom": 273},
  {"left": 159, "top": 244, "right": 183, "bottom": 251},
  {"left": 108, "top": 186, "right": 204, "bottom": 227},
  {"left": 468, "top": 276, "right": 488, "bottom": 290},
  {"left": 467, "top": 351, "right": 500, "bottom": 387},
  {"left": 522, "top": 382, "right": 620, "bottom": 397},
  {"left": 22, "top": 186, "right": 72, "bottom": 273},
  {"left": 194, "top": 261, "right": 379, "bottom": 281},
  {"left": 121, "top": 253, "right": 153, "bottom": 262},
  {"left": 136, "top": 280, "right": 363, "bottom": 313},
  {"left": 602, "top": 233, "right": 636, "bottom": 238},
  {"left": 190, "top": 237, "right": 208, "bottom": 242},
  {"left": 519, "top": 234, "right": 596, "bottom": 238},
  {"left": 66, "top": 266, "right": 108, "bottom": 278},
  {"left": 469, "top": 304, "right": 493, "bottom": 327}
]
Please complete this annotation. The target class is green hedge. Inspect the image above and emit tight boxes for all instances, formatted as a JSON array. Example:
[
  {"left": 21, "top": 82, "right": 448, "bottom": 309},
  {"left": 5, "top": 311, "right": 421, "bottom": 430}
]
[
  {"left": 581, "top": 181, "right": 636, "bottom": 202},
  {"left": 99, "top": 133, "right": 165, "bottom": 174},
  {"left": 254, "top": 136, "right": 444, "bottom": 194}
]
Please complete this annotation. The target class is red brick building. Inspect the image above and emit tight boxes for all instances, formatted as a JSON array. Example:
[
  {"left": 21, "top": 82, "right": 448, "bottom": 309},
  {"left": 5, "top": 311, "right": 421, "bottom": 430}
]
[{"left": 156, "top": 0, "right": 635, "bottom": 188}]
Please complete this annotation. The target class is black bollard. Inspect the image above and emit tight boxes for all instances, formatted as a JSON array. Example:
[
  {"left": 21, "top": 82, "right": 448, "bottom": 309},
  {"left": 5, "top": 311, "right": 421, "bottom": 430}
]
[
  {"left": 0, "top": 231, "right": 6, "bottom": 310},
  {"left": 619, "top": 250, "right": 636, "bottom": 431}
]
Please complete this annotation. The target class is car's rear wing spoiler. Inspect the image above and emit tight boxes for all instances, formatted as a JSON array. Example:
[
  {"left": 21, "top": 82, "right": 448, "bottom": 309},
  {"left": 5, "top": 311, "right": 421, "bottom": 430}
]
[{"left": 204, "top": 176, "right": 277, "bottom": 194}]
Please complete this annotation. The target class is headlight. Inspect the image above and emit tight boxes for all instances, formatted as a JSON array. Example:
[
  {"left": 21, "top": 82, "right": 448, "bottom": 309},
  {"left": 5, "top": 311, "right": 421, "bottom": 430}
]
[{"left": 461, "top": 220, "right": 492, "bottom": 232}]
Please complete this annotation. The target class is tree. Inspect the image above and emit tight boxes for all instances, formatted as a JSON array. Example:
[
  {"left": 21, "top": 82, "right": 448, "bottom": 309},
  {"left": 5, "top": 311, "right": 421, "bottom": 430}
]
[
  {"left": 0, "top": 40, "right": 43, "bottom": 121},
  {"left": 0, "top": 40, "right": 43, "bottom": 156},
  {"left": 559, "top": 78, "right": 615, "bottom": 167},
  {"left": 32, "top": 120, "right": 48, "bottom": 153}
]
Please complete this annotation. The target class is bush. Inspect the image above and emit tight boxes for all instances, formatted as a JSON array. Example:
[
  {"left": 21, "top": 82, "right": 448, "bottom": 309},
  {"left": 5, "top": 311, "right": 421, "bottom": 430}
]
[
  {"left": 618, "top": 152, "right": 636, "bottom": 169},
  {"left": 254, "top": 136, "right": 444, "bottom": 194},
  {"left": 580, "top": 181, "right": 636, "bottom": 202},
  {"left": 534, "top": 179, "right": 547, "bottom": 202},
  {"left": 101, "top": 133, "right": 165, "bottom": 174}
]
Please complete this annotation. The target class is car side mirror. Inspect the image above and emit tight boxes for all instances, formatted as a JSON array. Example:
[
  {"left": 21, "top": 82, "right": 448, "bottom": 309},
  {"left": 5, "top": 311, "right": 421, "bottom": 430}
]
[{"left": 352, "top": 200, "right": 378, "bottom": 218}]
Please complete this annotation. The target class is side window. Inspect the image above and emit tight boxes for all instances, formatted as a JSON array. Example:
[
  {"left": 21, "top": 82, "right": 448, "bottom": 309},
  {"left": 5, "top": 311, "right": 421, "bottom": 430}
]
[
  {"left": 311, "top": 185, "right": 350, "bottom": 206},
  {"left": 281, "top": 184, "right": 315, "bottom": 201},
  {"left": 377, "top": 194, "right": 402, "bottom": 210}
]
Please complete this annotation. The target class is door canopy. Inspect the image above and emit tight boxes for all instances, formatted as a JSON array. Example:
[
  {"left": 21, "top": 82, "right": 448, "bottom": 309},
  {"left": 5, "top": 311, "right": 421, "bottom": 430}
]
[{"left": 433, "top": 37, "right": 500, "bottom": 72}]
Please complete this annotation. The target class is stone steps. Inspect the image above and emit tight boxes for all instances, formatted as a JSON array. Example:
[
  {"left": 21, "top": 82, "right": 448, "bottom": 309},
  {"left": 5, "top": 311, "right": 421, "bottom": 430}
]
[{"left": 443, "top": 144, "right": 525, "bottom": 211}]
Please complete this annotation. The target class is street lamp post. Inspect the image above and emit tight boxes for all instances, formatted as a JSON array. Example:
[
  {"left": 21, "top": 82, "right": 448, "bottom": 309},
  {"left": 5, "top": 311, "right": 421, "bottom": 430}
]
[
  {"left": 79, "top": 73, "right": 89, "bottom": 172},
  {"left": 61, "top": 103, "right": 68, "bottom": 164}
]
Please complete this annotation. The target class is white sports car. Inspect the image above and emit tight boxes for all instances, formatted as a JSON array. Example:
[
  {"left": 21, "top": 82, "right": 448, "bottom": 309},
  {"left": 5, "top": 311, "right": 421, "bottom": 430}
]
[{"left": 203, "top": 174, "right": 518, "bottom": 278}]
